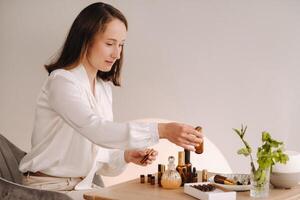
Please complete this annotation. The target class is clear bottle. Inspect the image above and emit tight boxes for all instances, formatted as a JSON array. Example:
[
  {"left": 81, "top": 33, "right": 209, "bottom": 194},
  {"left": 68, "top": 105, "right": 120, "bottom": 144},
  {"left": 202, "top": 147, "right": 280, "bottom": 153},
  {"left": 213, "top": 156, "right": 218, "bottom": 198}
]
[{"left": 161, "top": 156, "right": 182, "bottom": 189}]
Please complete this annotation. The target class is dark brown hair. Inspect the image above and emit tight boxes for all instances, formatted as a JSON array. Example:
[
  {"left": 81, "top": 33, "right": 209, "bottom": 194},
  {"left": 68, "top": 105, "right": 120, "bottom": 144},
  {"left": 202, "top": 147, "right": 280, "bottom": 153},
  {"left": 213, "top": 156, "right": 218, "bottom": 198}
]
[{"left": 45, "top": 2, "right": 128, "bottom": 86}]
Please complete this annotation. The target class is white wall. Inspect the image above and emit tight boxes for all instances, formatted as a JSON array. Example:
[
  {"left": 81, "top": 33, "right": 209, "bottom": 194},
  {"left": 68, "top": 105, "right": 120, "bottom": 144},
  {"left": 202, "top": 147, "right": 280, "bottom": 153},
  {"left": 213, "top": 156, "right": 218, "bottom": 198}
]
[{"left": 0, "top": 0, "right": 299, "bottom": 173}]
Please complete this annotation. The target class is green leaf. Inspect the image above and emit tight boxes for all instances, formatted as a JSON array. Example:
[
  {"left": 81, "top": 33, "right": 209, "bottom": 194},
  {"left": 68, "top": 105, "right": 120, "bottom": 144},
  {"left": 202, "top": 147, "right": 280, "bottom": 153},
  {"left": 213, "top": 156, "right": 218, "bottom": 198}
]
[
  {"left": 237, "top": 147, "right": 251, "bottom": 156},
  {"left": 262, "top": 132, "right": 271, "bottom": 142},
  {"left": 241, "top": 125, "right": 247, "bottom": 137},
  {"left": 233, "top": 128, "right": 242, "bottom": 137},
  {"left": 279, "top": 154, "right": 289, "bottom": 164}
]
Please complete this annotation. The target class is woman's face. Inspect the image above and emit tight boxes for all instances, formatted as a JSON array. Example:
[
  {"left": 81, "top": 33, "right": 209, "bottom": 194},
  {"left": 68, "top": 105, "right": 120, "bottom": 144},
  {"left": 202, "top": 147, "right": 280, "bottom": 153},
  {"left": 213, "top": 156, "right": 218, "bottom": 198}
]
[{"left": 85, "top": 18, "right": 127, "bottom": 72}]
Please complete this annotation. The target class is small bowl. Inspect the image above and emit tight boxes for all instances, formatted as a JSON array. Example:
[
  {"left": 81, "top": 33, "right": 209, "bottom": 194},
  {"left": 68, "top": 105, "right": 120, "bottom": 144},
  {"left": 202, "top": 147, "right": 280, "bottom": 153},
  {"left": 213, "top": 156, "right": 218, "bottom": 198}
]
[
  {"left": 270, "top": 171, "right": 300, "bottom": 189},
  {"left": 270, "top": 150, "right": 300, "bottom": 188}
]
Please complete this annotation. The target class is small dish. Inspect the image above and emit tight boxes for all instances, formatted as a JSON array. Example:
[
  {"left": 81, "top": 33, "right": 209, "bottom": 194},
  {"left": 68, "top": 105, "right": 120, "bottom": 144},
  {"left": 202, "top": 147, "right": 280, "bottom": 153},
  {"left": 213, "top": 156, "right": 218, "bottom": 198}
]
[
  {"left": 184, "top": 182, "right": 236, "bottom": 200},
  {"left": 208, "top": 173, "right": 251, "bottom": 191}
]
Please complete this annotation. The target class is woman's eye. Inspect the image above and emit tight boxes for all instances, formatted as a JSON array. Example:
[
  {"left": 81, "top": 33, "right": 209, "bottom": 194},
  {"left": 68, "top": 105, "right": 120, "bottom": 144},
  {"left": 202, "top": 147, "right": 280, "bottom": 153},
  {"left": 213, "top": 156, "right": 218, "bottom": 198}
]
[{"left": 106, "top": 43, "right": 113, "bottom": 46}]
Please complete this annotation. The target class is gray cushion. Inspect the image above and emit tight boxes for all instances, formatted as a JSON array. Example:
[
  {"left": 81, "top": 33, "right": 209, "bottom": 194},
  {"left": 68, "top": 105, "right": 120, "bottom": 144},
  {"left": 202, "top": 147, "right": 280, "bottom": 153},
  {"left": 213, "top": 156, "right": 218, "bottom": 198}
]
[
  {"left": 0, "top": 134, "right": 26, "bottom": 184},
  {"left": 0, "top": 134, "right": 73, "bottom": 200},
  {"left": 0, "top": 177, "right": 72, "bottom": 200}
]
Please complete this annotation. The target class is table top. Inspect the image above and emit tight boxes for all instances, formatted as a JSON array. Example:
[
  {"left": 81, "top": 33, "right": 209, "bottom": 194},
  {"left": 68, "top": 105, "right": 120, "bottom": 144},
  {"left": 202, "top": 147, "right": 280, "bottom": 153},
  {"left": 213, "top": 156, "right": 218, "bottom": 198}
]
[{"left": 83, "top": 178, "right": 300, "bottom": 200}]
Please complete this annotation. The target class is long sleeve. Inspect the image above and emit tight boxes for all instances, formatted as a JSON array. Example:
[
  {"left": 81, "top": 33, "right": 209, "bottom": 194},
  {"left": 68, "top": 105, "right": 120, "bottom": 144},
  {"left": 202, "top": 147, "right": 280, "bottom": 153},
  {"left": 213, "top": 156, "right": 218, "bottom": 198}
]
[
  {"left": 47, "top": 71, "right": 159, "bottom": 150},
  {"left": 96, "top": 149, "right": 127, "bottom": 176}
]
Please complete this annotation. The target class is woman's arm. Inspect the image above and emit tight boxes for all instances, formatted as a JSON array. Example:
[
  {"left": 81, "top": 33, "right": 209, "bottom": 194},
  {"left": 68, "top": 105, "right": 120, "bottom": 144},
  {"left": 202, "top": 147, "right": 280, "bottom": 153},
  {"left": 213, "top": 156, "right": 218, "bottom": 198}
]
[
  {"left": 98, "top": 149, "right": 157, "bottom": 176},
  {"left": 48, "top": 72, "right": 202, "bottom": 150}
]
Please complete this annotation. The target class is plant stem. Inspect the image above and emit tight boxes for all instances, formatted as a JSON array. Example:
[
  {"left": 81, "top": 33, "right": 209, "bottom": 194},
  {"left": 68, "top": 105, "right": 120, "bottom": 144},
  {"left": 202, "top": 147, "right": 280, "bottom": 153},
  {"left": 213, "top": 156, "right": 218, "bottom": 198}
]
[{"left": 240, "top": 136, "right": 256, "bottom": 173}]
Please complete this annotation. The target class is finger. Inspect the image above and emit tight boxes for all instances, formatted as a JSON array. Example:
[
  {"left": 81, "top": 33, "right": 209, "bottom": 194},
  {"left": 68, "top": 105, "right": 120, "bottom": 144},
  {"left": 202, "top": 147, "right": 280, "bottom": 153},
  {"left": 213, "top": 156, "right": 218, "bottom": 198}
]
[
  {"left": 189, "top": 129, "right": 203, "bottom": 138},
  {"left": 139, "top": 149, "right": 149, "bottom": 157},
  {"left": 150, "top": 150, "right": 158, "bottom": 156},
  {"left": 147, "top": 155, "right": 157, "bottom": 161},
  {"left": 143, "top": 149, "right": 151, "bottom": 155},
  {"left": 145, "top": 148, "right": 152, "bottom": 153},
  {"left": 186, "top": 134, "right": 203, "bottom": 144},
  {"left": 142, "top": 148, "right": 154, "bottom": 156},
  {"left": 145, "top": 160, "right": 153, "bottom": 165},
  {"left": 180, "top": 144, "right": 196, "bottom": 151},
  {"left": 178, "top": 137, "right": 197, "bottom": 147}
]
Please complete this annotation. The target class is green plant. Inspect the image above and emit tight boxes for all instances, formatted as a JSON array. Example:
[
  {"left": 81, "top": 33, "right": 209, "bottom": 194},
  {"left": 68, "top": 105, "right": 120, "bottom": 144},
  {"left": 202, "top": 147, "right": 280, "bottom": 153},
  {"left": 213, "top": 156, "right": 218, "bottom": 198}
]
[{"left": 234, "top": 125, "right": 289, "bottom": 187}]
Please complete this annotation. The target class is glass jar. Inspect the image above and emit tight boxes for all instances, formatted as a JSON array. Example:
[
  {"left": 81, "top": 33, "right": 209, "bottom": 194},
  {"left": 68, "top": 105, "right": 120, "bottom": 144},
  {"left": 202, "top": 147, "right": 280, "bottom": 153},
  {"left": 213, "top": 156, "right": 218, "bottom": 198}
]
[
  {"left": 161, "top": 156, "right": 182, "bottom": 189},
  {"left": 250, "top": 167, "right": 270, "bottom": 198}
]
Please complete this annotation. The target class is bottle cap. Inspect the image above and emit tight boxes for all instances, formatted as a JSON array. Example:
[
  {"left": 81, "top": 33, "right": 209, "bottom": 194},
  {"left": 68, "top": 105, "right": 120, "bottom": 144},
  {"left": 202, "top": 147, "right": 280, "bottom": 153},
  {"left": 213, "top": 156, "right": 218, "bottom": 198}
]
[
  {"left": 158, "top": 164, "right": 165, "bottom": 172},
  {"left": 184, "top": 149, "right": 190, "bottom": 164}
]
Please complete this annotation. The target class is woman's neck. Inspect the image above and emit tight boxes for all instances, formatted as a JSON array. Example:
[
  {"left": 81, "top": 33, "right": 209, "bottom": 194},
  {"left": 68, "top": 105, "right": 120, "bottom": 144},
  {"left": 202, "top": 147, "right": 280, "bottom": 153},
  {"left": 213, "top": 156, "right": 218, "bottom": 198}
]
[{"left": 82, "top": 59, "right": 97, "bottom": 95}]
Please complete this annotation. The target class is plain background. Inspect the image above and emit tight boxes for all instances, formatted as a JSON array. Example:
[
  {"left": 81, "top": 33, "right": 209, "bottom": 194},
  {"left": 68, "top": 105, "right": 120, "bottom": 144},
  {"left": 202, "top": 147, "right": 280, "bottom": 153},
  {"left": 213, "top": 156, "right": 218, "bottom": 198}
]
[{"left": 0, "top": 0, "right": 299, "bottom": 173}]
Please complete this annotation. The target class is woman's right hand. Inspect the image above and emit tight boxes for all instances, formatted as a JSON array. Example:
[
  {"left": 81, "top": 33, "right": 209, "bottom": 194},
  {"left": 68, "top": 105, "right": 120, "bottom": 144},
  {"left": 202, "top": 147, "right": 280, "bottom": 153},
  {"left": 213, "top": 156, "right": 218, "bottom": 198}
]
[{"left": 158, "top": 122, "right": 203, "bottom": 151}]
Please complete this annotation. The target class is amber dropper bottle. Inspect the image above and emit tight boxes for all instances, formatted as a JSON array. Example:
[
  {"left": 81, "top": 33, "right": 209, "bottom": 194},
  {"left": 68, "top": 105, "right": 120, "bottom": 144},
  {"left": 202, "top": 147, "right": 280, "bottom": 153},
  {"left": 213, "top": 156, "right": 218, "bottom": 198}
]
[
  {"left": 195, "top": 126, "right": 204, "bottom": 154},
  {"left": 158, "top": 164, "right": 165, "bottom": 187},
  {"left": 184, "top": 149, "right": 192, "bottom": 183},
  {"left": 176, "top": 151, "right": 187, "bottom": 186},
  {"left": 192, "top": 167, "right": 198, "bottom": 183}
]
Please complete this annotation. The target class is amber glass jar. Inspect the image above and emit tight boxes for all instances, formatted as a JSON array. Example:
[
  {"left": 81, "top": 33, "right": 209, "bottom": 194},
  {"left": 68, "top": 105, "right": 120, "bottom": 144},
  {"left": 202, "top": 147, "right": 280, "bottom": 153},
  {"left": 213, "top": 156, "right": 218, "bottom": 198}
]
[{"left": 195, "top": 126, "right": 204, "bottom": 154}]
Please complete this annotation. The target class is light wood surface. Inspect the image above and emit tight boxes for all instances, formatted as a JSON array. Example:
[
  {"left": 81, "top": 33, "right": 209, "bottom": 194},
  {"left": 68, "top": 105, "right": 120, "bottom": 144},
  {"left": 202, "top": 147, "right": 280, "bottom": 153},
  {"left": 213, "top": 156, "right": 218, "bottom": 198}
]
[{"left": 83, "top": 178, "right": 300, "bottom": 200}]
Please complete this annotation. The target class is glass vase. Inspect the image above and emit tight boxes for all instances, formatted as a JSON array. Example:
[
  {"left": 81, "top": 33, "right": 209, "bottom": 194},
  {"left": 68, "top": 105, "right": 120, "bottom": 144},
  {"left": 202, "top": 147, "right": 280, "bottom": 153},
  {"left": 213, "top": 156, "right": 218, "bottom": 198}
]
[
  {"left": 250, "top": 167, "right": 270, "bottom": 198},
  {"left": 161, "top": 156, "right": 182, "bottom": 189}
]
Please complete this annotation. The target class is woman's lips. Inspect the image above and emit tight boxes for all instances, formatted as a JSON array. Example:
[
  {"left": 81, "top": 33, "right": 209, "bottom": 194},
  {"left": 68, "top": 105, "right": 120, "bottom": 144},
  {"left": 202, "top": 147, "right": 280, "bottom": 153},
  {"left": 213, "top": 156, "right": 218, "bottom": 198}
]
[{"left": 105, "top": 60, "right": 114, "bottom": 65}]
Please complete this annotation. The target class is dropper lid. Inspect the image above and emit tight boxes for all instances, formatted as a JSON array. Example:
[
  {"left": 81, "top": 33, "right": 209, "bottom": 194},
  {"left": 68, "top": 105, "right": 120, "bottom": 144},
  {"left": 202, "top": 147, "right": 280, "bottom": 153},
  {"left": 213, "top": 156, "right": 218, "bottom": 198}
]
[
  {"left": 167, "top": 156, "right": 176, "bottom": 170},
  {"left": 184, "top": 149, "right": 190, "bottom": 164}
]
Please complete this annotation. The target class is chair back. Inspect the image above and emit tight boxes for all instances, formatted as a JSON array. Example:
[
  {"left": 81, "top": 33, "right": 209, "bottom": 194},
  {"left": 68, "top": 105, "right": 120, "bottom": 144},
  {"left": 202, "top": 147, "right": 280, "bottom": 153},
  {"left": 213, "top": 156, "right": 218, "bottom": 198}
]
[{"left": 0, "top": 134, "right": 26, "bottom": 184}]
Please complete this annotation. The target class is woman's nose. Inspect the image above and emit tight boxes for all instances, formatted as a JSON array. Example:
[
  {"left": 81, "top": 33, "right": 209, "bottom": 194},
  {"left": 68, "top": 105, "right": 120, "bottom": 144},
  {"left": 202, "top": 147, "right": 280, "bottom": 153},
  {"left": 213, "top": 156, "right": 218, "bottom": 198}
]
[{"left": 111, "top": 46, "right": 121, "bottom": 59}]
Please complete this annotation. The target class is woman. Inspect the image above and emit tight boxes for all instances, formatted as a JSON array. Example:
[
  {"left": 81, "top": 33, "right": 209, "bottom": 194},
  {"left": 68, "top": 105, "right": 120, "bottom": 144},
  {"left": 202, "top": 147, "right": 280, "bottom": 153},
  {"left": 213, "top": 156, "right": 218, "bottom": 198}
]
[{"left": 19, "top": 2, "right": 203, "bottom": 191}]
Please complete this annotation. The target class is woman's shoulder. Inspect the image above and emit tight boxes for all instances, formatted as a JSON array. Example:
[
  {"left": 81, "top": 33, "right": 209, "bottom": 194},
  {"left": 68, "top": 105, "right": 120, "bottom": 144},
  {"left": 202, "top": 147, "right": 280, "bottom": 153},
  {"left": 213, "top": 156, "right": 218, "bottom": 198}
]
[
  {"left": 43, "top": 68, "right": 83, "bottom": 95},
  {"left": 44, "top": 69, "right": 81, "bottom": 93},
  {"left": 48, "top": 68, "right": 78, "bottom": 83},
  {"left": 49, "top": 68, "right": 73, "bottom": 79}
]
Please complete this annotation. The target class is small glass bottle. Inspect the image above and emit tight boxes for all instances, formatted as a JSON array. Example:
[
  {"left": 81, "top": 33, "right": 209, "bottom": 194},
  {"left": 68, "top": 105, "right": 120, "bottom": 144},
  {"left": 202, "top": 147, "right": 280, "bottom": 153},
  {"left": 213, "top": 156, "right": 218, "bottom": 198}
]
[
  {"left": 184, "top": 149, "right": 192, "bottom": 183},
  {"left": 195, "top": 126, "right": 204, "bottom": 154},
  {"left": 202, "top": 169, "right": 208, "bottom": 182},
  {"left": 158, "top": 164, "right": 165, "bottom": 187},
  {"left": 176, "top": 151, "right": 187, "bottom": 186},
  {"left": 192, "top": 167, "right": 198, "bottom": 183},
  {"left": 140, "top": 174, "right": 145, "bottom": 183},
  {"left": 147, "top": 174, "right": 152, "bottom": 183},
  {"left": 161, "top": 156, "right": 182, "bottom": 189},
  {"left": 151, "top": 175, "right": 156, "bottom": 185}
]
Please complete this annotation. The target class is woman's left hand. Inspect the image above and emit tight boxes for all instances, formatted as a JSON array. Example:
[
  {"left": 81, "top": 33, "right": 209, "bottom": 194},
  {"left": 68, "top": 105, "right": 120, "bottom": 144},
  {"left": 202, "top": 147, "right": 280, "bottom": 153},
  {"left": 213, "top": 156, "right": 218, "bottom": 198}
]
[{"left": 124, "top": 148, "right": 158, "bottom": 166}]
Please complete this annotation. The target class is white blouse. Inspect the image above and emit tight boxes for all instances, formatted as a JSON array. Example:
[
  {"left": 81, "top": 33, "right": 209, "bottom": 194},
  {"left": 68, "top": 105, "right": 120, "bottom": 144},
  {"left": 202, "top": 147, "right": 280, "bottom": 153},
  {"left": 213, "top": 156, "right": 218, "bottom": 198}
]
[{"left": 19, "top": 64, "right": 159, "bottom": 189}]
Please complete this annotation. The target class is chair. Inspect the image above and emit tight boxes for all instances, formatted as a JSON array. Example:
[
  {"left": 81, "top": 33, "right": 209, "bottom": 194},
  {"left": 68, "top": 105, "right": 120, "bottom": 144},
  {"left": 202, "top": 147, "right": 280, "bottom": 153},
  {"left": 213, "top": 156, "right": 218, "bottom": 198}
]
[
  {"left": 101, "top": 118, "right": 232, "bottom": 187},
  {"left": 0, "top": 134, "right": 72, "bottom": 200}
]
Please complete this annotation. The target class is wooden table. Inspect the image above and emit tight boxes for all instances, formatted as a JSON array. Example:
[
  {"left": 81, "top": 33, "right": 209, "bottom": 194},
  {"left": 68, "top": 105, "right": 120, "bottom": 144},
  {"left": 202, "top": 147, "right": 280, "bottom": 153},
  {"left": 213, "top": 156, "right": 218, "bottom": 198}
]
[{"left": 83, "top": 178, "right": 300, "bottom": 200}]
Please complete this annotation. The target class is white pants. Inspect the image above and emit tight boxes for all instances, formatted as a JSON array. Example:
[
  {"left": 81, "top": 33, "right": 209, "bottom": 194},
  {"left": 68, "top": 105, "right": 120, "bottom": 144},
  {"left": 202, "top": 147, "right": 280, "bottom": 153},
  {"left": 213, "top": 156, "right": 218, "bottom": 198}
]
[{"left": 23, "top": 174, "right": 83, "bottom": 191}]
